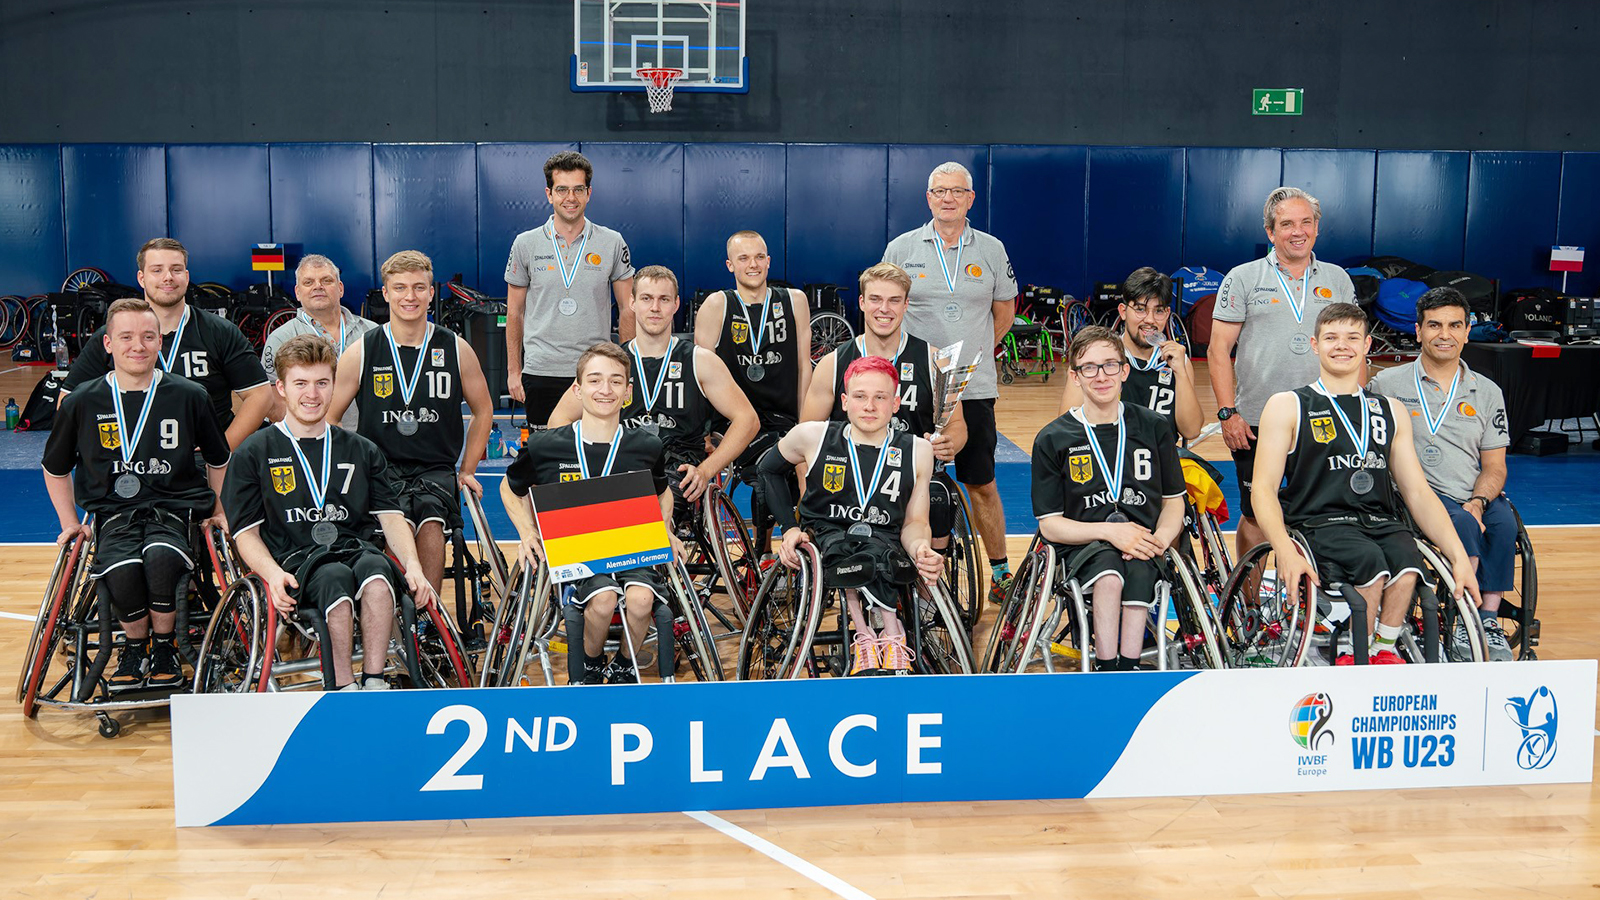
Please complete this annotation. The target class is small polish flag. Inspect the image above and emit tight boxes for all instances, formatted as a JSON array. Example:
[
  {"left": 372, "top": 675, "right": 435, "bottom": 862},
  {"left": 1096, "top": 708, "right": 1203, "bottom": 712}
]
[{"left": 1550, "top": 245, "right": 1584, "bottom": 273}]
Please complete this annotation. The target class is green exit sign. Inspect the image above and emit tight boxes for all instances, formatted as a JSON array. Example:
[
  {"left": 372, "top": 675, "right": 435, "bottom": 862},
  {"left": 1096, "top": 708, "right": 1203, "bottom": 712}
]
[{"left": 1253, "top": 88, "right": 1303, "bottom": 116}]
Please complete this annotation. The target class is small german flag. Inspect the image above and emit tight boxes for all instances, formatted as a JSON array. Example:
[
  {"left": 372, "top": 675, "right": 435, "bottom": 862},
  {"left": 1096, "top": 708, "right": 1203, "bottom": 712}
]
[
  {"left": 532, "top": 469, "right": 673, "bottom": 583},
  {"left": 251, "top": 243, "right": 286, "bottom": 271}
]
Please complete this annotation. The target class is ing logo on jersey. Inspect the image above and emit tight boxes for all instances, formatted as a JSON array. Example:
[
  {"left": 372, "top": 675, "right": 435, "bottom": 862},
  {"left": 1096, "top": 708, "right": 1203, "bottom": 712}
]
[
  {"left": 1068, "top": 453, "right": 1093, "bottom": 484},
  {"left": 98, "top": 422, "right": 121, "bottom": 450},
  {"left": 822, "top": 464, "right": 846, "bottom": 493},
  {"left": 373, "top": 372, "right": 395, "bottom": 399},
  {"left": 1309, "top": 416, "right": 1337, "bottom": 444},
  {"left": 270, "top": 465, "right": 297, "bottom": 495},
  {"left": 732, "top": 321, "right": 749, "bottom": 345}
]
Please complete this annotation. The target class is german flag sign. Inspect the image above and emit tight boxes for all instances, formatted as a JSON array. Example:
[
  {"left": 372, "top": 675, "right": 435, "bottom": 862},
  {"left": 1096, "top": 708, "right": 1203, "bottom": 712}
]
[
  {"left": 251, "top": 243, "right": 286, "bottom": 272},
  {"left": 532, "top": 470, "right": 673, "bottom": 583}
]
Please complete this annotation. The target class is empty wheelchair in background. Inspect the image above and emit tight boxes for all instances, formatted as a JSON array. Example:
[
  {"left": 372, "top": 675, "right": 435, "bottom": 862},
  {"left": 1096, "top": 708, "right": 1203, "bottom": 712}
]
[
  {"left": 673, "top": 466, "right": 763, "bottom": 641},
  {"left": 735, "top": 538, "right": 975, "bottom": 680},
  {"left": 445, "top": 489, "right": 513, "bottom": 654},
  {"left": 1492, "top": 498, "right": 1540, "bottom": 659},
  {"left": 18, "top": 522, "right": 241, "bottom": 737},
  {"left": 980, "top": 537, "right": 1224, "bottom": 674}
]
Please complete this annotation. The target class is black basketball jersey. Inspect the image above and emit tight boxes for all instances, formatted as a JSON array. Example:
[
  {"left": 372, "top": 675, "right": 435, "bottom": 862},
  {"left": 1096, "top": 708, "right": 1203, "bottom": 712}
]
[
  {"left": 830, "top": 333, "right": 939, "bottom": 437},
  {"left": 506, "top": 422, "right": 668, "bottom": 498},
  {"left": 222, "top": 424, "right": 402, "bottom": 562},
  {"left": 1030, "top": 403, "right": 1183, "bottom": 532},
  {"left": 798, "top": 421, "right": 918, "bottom": 536},
  {"left": 355, "top": 324, "right": 465, "bottom": 472},
  {"left": 1123, "top": 351, "right": 1179, "bottom": 433},
  {"left": 43, "top": 371, "right": 231, "bottom": 518},
  {"left": 1281, "top": 385, "right": 1400, "bottom": 526},
  {"left": 64, "top": 305, "right": 269, "bottom": 429},
  {"left": 619, "top": 338, "right": 712, "bottom": 459},
  {"left": 716, "top": 287, "right": 800, "bottom": 426}
]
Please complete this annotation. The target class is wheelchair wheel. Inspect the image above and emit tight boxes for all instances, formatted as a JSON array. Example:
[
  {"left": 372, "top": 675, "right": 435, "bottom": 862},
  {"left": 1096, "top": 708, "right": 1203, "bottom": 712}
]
[
  {"left": 1410, "top": 540, "right": 1484, "bottom": 664},
  {"left": 706, "top": 486, "right": 759, "bottom": 622},
  {"left": 943, "top": 481, "right": 984, "bottom": 629},
  {"left": 18, "top": 534, "right": 90, "bottom": 716},
  {"left": 1500, "top": 500, "right": 1539, "bottom": 659},
  {"left": 979, "top": 540, "right": 1056, "bottom": 674},
  {"left": 193, "top": 576, "right": 268, "bottom": 694},
  {"left": 1217, "top": 541, "right": 1316, "bottom": 667},
  {"left": 908, "top": 581, "right": 975, "bottom": 675},
  {"left": 399, "top": 603, "right": 474, "bottom": 689},
  {"left": 1160, "top": 551, "right": 1226, "bottom": 670},
  {"left": 736, "top": 543, "right": 823, "bottom": 680},
  {"left": 1063, "top": 299, "right": 1095, "bottom": 337},
  {"left": 810, "top": 311, "right": 854, "bottom": 362},
  {"left": 666, "top": 562, "right": 724, "bottom": 681},
  {"left": 479, "top": 562, "right": 547, "bottom": 687},
  {"left": 62, "top": 266, "right": 110, "bottom": 293}
]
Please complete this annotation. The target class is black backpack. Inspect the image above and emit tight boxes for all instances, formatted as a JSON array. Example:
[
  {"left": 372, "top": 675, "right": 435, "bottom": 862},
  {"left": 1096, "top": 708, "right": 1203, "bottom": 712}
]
[{"left": 16, "top": 368, "right": 66, "bottom": 431}]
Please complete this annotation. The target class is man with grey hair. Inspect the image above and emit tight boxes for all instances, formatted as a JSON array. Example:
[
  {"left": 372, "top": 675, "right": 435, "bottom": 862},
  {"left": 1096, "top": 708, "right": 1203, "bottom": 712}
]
[
  {"left": 262, "top": 254, "right": 377, "bottom": 429},
  {"left": 1209, "top": 186, "right": 1356, "bottom": 555},
  {"left": 882, "top": 160, "right": 1019, "bottom": 608}
]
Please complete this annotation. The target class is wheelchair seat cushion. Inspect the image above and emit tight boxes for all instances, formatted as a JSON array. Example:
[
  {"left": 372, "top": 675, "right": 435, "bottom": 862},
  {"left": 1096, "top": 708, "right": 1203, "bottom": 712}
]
[{"left": 91, "top": 507, "right": 195, "bottom": 576}]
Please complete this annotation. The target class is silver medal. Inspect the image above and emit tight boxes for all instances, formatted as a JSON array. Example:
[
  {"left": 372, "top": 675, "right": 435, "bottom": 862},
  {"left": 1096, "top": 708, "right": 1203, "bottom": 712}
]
[
  {"left": 942, "top": 301, "right": 963, "bottom": 323},
  {"left": 114, "top": 474, "right": 140, "bottom": 499},
  {"left": 1420, "top": 444, "right": 1442, "bottom": 468},
  {"left": 559, "top": 297, "right": 578, "bottom": 316},
  {"left": 311, "top": 521, "right": 338, "bottom": 546},
  {"left": 746, "top": 363, "right": 765, "bottom": 382},
  {"left": 1106, "top": 510, "right": 1130, "bottom": 523},
  {"left": 1349, "top": 469, "right": 1374, "bottom": 495},
  {"left": 397, "top": 411, "right": 419, "bottom": 435},
  {"left": 847, "top": 522, "right": 872, "bottom": 538},
  {"left": 1289, "top": 333, "right": 1311, "bottom": 355}
]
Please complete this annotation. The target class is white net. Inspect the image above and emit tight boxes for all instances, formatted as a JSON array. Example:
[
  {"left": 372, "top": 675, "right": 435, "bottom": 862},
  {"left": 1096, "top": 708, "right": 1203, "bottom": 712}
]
[{"left": 637, "top": 67, "right": 682, "bottom": 113}]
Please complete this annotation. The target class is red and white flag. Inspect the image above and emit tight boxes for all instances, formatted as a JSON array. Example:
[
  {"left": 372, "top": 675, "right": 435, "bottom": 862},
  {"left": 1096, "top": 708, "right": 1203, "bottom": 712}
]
[{"left": 1550, "top": 245, "right": 1584, "bottom": 273}]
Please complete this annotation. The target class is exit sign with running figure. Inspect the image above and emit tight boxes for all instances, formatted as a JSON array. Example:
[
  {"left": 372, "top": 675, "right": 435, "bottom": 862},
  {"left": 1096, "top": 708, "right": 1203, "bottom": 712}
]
[{"left": 1253, "top": 89, "right": 1303, "bottom": 116}]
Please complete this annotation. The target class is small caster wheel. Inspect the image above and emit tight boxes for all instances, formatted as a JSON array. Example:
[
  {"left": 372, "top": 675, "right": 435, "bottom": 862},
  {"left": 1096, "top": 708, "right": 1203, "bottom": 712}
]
[
  {"left": 97, "top": 715, "right": 121, "bottom": 739},
  {"left": 1000, "top": 371, "right": 1015, "bottom": 385}
]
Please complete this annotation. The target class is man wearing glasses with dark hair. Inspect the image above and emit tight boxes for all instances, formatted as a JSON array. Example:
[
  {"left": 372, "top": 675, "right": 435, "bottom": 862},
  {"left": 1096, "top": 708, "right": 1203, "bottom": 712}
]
[
  {"left": 1058, "top": 267, "right": 1201, "bottom": 442},
  {"left": 883, "top": 160, "right": 1020, "bottom": 609}
]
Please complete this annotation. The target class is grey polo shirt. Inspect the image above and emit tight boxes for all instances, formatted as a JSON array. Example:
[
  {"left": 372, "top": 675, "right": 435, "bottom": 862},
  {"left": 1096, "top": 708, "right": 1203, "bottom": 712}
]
[
  {"left": 504, "top": 216, "right": 633, "bottom": 378},
  {"left": 883, "top": 220, "right": 1018, "bottom": 401},
  {"left": 1213, "top": 252, "right": 1356, "bottom": 424},
  {"left": 261, "top": 308, "right": 377, "bottom": 431},
  {"left": 1368, "top": 359, "right": 1510, "bottom": 503}
]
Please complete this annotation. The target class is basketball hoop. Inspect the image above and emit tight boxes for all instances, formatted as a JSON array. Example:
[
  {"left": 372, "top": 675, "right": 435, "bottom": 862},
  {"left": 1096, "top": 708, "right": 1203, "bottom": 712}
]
[{"left": 636, "top": 67, "right": 683, "bottom": 113}]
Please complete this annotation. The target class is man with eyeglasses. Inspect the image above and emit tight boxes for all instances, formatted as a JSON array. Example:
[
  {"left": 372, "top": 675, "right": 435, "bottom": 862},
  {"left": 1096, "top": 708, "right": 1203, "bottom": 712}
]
[
  {"left": 262, "top": 254, "right": 377, "bottom": 430},
  {"left": 1058, "top": 267, "right": 1201, "bottom": 442},
  {"left": 883, "top": 161, "right": 1020, "bottom": 609},
  {"left": 505, "top": 151, "right": 636, "bottom": 426}
]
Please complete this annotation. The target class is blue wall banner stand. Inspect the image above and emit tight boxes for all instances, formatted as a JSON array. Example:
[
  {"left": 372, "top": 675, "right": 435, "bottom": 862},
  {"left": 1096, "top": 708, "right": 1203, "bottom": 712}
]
[{"left": 172, "top": 660, "right": 1595, "bottom": 827}]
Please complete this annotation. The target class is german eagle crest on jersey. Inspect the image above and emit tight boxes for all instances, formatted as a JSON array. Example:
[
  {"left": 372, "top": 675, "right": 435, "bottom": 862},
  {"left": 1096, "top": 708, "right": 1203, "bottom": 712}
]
[
  {"left": 373, "top": 372, "right": 394, "bottom": 399},
  {"left": 270, "top": 465, "right": 296, "bottom": 495},
  {"left": 1309, "top": 415, "right": 1336, "bottom": 444},
  {"left": 98, "top": 422, "right": 121, "bottom": 450},
  {"left": 1069, "top": 453, "right": 1092, "bottom": 484},
  {"left": 822, "top": 463, "right": 846, "bottom": 493},
  {"left": 732, "top": 321, "right": 749, "bottom": 345}
]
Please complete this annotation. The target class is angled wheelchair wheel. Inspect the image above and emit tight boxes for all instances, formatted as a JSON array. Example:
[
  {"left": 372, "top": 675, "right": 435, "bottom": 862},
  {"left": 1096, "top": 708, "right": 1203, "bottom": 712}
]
[
  {"left": 943, "top": 480, "right": 984, "bottom": 629},
  {"left": 1501, "top": 500, "right": 1539, "bottom": 659},
  {"left": 18, "top": 534, "right": 90, "bottom": 716},
  {"left": 193, "top": 576, "right": 268, "bottom": 694},
  {"left": 908, "top": 581, "right": 975, "bottom": 675},
  {"left": 736, "top": 543, "right": 823, "bottom": 680},
  {"left": 1063, "top": 300, "right": 1095, "bottom": 337},
  {"left": 0, "top": 295, "right": 28, "bottom": 351},
  {"left": 809, "top": 311, "right": 854, "bottom": 362},
  {"left": 398, "top": 602, "right": 474, "bottom": 689},
  {"left": 1159, "top": 551, "right": 1226, "bottom": 670},
  {"left": 706, "top": 486, "right": 759, "bottom": 623},
  {"left": 980, "top": 540, "right": 1056, "bottom": 674},
  {"left": 1217, "top": 541, "right": 1316, "bottom": 668},
  {"left": 1409, "top": 539, "right": 1484, "bottom": 664},
  {"left": 480, "top": 562, "right": 549, "bottom": 687},
  {"left": 665, "top": 562, "right": 724, "bottom": 681},
  {"left": 62, "top": 266, "right": 110, "bottom": 293}
]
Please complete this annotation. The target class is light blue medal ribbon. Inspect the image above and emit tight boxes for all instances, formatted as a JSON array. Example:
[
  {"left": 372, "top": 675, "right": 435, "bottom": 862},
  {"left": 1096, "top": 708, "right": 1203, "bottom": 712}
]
[
  {"left": 301, "top": 310, "right": 347, "bottom": 354},
  {"left": 845, "top": 425, "right": 892, "bottom": 517},
  {"left": 105, "top": 372, "right": 161, "bottom": 467},
  {"left": 855, "top": 332, "right": 908, "bottom": 369},
  {"left": 1412, "top": 361, "right": 1461, "bottom": 439},
  {"left": 1269, "top": 251, "right": 1310, "bottom": 324},
  {"left": 1127, "top": 341, "right": 1167, "bottom": 372},
  {"left": 1074, "top": 403, "right": 1126, "bottom": 505},
  {"left": 629, "top": 337, "right": 676, "bottom": 413},
  {"left": 573, "top": 422, "right": 622, "bottom": 479},
  {"left": 1315, "top": 379, "right": 1371, "bottom": 461},
  {"left": 549, "top": 223, "right": 591, "bottom": 294},
  {"left": 733, "top": 290, "right": 769, "bottom": 357},
  {"left": 156, "top": 308, "right": 191, "bottom": 372},
  {"left": 275, "top": 421, "right": 332, "bottom": 509},
  {"left": 385, "top": 323, "right": 434, "bottom": 407},
  {"left": 934, "top": 225, "right": 967, "bottom": 293}
]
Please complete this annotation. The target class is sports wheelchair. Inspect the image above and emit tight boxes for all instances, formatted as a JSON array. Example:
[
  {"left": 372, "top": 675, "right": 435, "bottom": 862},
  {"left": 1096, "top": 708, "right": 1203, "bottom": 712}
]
[
  {"left": 735, "top": 538, "right": 975, "bottom": 680},
  {"left": 478, "top": 551, "right": 724, "bottom": 686},
  {"left": 980, "top": 536, "right": 1225, "bottom": 674},
  {"left": 672, "top": 466, "right": 763, "bottom": 638},
  {"left": 1492, "top": 498, "right": 1540, "bottom": 659},
  {"left": 444, "top": 488, "right": 513, "bottom": 653},
  {"left": 18, "top": 520, "right": 241, "bottom": 738}
]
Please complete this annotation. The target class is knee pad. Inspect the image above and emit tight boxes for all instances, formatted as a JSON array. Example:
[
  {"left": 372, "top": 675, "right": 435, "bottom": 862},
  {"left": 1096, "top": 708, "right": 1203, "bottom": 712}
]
[
  {"left": 928, "top": 477, "right": 955, "bottom": 537},
  {"left": 141, "top": 546, "right": 191, "bottom": 615},
  {"left": 98, "top": 563, "right": 149, "bottom": 623}
]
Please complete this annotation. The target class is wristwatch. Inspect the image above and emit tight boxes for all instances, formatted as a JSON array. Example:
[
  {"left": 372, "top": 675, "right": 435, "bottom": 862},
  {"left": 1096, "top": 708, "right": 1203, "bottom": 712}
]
[
  {"left": 1468, "top": 495, "right": 1491, "bottom": 510},
  {"left": 1217, "top": 407, "right": 1237, "bottom": 421}
]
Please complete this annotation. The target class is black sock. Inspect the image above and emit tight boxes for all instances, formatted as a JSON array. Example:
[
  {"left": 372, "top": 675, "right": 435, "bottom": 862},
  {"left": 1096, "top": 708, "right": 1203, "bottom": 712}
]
[
  {"left": 584, "top": 653, "right": 607, "bottom": 673},
  {"left": 1119, "top": 655, "right": 1141, "bottom": 671},
  {"left": 152, "top": 631, "right": 175, "bottom": 647},
  {"left": 1094, "top": 656, "right": 1119, "bottom": 672}
]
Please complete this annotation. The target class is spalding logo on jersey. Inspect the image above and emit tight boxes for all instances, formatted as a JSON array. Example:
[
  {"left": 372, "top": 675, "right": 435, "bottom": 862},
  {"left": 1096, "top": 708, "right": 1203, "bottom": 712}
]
[
  {"left": 822, "top": 463, "right": 846, "bottom": 493},
  {"left": 373, "top": 372, "right": 395, "bottom": 399},
  {"left": 1069, "top": 453, "right": 1092, "bottom": 484},
  {"left": 98, "top": 422, "right": 121, "bottom": 450},
  {"left": 271, "top": 465, "right": 297, "bottom": 495},
  {"left": 732, "top": 321, "right": 749, "bottom": 345},
  {"left": 1309, "top": 416, "right": 1337, "bottom": 444}
]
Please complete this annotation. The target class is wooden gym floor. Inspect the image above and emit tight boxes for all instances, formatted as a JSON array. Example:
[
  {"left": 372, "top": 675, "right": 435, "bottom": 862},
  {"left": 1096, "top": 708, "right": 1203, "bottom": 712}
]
[{"left": 2, "top": 364, "right": 1598, "bottom": 899}]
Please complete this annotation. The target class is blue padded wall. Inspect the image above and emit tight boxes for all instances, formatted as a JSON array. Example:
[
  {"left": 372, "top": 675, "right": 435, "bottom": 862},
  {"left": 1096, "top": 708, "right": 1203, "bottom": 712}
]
[
  {"left": 682, "top": 143, "right": 787, "bottom": 293},
  {"left": 475, "top": 142, "right": 580, "bottom": 290},
  {"left": 269, "top": 144, "right": 375, "bottom": 297},
  {"left": 62, "top": 144, "right": 167, "bottom": 283},
  {"left": 1373, "top": 151, "right": 1469, "bottom": 270},
  {"left": 0, "top": 145, "right": 64, "bottom": 296},
  {"left": 1281, "top": 150, "right": 1376, "bottom": 266},
  {"left": 886, "top": 145, "right": 990, "bottom": 242},
  {"left": 785, "top": 144, "right": 888, "bottom": 293},
  {"left": 989, "top": 145, "right": 1087, "bottom": 293},
  {"left": 1556, "top": 153, "right": 1600, "bottom": 298},
  {"left": 374, "top": 143, "right": 479, "bottom": 293},
  {"left": 1086, "top": 148, "right": 1184, "bottom": 286},
  {"left": 1466, "top": 151, "right": 1561, "bottom": 291},
  {"left": 579, "top": 143, "right": 684, "bottom": 293},
  {"left": 1183, "top": 148, "right": 1283, "bottom": 269},
  {"left": 167, "top": 144, "right": 271, "bottom": 290}
]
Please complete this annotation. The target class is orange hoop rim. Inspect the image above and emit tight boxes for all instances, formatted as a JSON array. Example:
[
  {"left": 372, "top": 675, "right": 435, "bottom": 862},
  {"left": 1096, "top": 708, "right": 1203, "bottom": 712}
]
[{"left": 636, "top": 67, "right": 684, "bottom": 87}]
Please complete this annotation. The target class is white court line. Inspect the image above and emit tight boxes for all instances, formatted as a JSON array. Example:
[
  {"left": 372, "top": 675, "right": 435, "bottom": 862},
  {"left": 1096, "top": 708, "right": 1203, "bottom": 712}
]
[
  {"left": 684, "top": 810, "right": 876, "bottom": 900},
  {"left": 0, "top": 610, "right": 35, "bottom": 622}
]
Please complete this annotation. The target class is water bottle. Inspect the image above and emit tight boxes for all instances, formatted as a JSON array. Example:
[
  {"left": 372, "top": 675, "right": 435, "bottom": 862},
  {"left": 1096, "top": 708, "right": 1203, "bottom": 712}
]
[
  {"left": 5, "top": 398, "right": 17, "bottom": 430},
  {"left": 487, "top": 423, "right": 504, "bottom": 460}
]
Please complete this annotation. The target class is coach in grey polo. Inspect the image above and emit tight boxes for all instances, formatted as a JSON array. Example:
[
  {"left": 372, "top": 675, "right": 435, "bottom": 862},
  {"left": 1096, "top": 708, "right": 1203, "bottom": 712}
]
[
  {"left": 261, "top": 253, "right": 376, "bottom": 430},
  {"left": 882, "top": 160, "right": 1019, "bottom": 602}
]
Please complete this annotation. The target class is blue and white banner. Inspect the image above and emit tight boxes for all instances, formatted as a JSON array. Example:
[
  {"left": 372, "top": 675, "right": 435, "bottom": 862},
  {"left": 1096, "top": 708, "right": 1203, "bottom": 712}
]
[{"left": 171, "top": 661, "right": 1595, "bottom": 827}]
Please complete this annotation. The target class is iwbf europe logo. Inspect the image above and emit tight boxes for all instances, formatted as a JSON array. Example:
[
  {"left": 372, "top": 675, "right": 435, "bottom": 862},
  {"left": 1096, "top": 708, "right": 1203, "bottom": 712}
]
[
  {"left": 1505, "top": 687, "right": 1559, "bottom": 770},
  {"left": 1289, "top": 693, "right": 1335, "bottom": 778}
]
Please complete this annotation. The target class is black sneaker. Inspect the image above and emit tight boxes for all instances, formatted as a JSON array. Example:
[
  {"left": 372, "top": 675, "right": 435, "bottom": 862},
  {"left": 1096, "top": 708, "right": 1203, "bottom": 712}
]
[
  {"left": 580, "top": 668, "right": 608, "bottom": 685},
  {"left": 146, "top": 637, "right": 185, "bottom": 689},
  {"left": 605, "top": 657, "right": 640, "bottom": 684},
  {"left": 109, "top": 639, "right": 149, "bottom": 690}
]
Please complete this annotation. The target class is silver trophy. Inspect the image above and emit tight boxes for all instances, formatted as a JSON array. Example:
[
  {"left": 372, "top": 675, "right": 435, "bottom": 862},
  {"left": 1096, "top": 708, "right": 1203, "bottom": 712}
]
[{"left": 932, "top": 340, "right": 982, "bottom": 436}]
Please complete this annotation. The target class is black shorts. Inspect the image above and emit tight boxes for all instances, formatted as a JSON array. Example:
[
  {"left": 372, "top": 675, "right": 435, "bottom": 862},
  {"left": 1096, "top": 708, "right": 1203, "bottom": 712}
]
[
  {"left": 564, "top": 567, "right": 667, "bottom": 609},
  {"left": 1227, "top": 431, "right": 1259, "bottom": 519},
  {"left": 289, "top": 545, "right": 403, "bottom": 617},
  {"left": 813, "top": 526, "right": 914, "bottom": 612},
  {"left": 1053, "top": 541, "right": 1165, "bottom": 608},
  {"left": 953, "top": 397, "right": 997, "bottom": 487},
  {"left": 1299, "top": 520, "right": 1424, "bottom": 590},
  {"left": 391, "top": 465, "right": 460, "bottom": 532},
  {"left": 92, "top": 507, "right": 193, "bottom": 577},
  {"left": 523, "top": 373, "right": 576, "bottom": 426}
]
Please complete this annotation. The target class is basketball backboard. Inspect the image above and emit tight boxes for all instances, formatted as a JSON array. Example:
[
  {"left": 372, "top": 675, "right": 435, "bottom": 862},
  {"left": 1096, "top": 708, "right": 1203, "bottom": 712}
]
[{"left": 572, "top": 0, "right": 748, "bottom": 94}]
